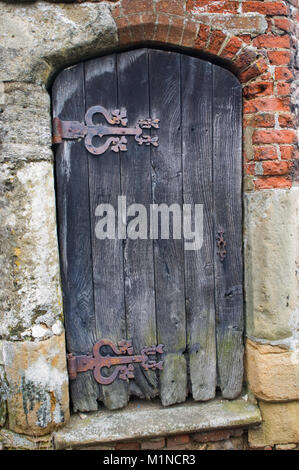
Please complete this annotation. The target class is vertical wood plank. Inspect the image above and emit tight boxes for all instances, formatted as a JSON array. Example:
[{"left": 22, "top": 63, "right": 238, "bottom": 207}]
[
  {"left": 181, "top": 56, "right": 217, "bottom": 401},
  {"left": 52, "top": 64, "right": 99, "bottom": 412},
  {"left": 213, "top": 65, "right": 244, "bottom": 398},
  {"left": 84, "top": 55, "right": 129, "bottom": 410},
  {"left": 117, "top": 49, "right": 158, "bottom": 399},
  {"left": 149, "top": 50, "right": 187, "bottom": 406}
]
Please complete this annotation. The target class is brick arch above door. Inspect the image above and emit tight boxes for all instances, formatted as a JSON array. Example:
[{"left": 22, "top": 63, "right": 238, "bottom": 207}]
[{"left": 113, "top": 8, "right": 268, "bottom": 84}]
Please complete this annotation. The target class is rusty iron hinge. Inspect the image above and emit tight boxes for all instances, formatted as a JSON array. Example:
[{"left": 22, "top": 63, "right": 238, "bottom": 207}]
[
  {"left": 67, "top": 338, "right": 164, "bottom": 385},
  {"left": 53, "top": 105, "right": 160, "bottom": 156},
  {"left": 216, "top": 230, "right": 227, "bottom": 262}
]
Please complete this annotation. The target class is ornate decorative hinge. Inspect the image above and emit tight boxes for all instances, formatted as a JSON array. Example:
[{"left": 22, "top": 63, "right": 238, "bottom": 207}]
[
  {"left": 67, "top": 339, "right": 164, "bottom": 385},
  {"left": 53, "top": 105, "right": 160, "bottom": 155},
  {"left": 216, "top": 230, "right": 227, "bottom": 262}
]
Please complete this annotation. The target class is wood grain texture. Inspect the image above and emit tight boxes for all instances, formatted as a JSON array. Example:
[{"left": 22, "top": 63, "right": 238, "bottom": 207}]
[
  {"left": 53, "top": 49, "right": 244, "bottom": 410},
  {"left": 213, "top": 65, "right": 244, "bottom": 398},
  {"left": 52, "top": 64, "right": 99, "bottom": 412},
  {"left": 85, "top": 55, "right": 129, "bottom": 410},
  {"left": 181, "top": 55, "right": 217, "bottom": 401},
  {"left": 149, "top": 49, "right": 187, "bottom": 406},
  {"left": 117, "top": 49, "right": 158, "bottom": 399}
]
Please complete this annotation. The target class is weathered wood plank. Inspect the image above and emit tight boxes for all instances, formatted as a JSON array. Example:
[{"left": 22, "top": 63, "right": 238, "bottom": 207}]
[
  {"left": 181, "top": 55, "right": 217, "bottom": 401},
  {"left": 84, "top": 55, "right": 129, "bottom": 410},
  {"left": 213, "top": 65, "right": 244, "bottom": 398},
  {"left": 52, "top": 64, "right": 99, "bottom": 412},
  {"left": 117, "top": 49, "right": 158, "bottom": 399},
  {"left": 149, "top": 49, "right": 187, "bottom": 406}
]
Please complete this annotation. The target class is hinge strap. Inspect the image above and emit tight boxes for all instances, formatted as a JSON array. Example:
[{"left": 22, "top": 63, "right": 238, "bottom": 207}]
[
  {"left": 53, "top": 105, "right": 159, "bottom": 156},
  {"left": 67, "top": 338, "right": 164, "bottom": 385}
]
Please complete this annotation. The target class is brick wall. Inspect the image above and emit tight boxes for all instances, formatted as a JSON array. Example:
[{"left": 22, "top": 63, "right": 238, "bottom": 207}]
[
  {"left": 73, "top": 429, "right": 299, "bottom": 451},
  {"left": 96, "top": 0, "right": 299, "bottom": 190}
]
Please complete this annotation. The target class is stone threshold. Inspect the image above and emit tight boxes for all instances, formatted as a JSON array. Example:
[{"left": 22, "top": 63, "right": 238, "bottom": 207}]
[{"left": 53, "top": 397, "right": 261, "bottom": 450}]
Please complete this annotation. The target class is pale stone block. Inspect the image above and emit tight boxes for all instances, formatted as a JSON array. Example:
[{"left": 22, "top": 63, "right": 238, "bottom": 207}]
[
  {"left": 3, "top": 334, "right": 69, "bottom": 436},
  {"left": 244, "top": 188, "right": 298, "bottom": 342},
  {"left": 0, "top": 161, "right": 63, "bottom": 340},
  {"left": 248, "top": 401, "right": 299, "bottom": 447},
  {"left": 53, "top": 398, "right": 261, "bottom": 449},
  {"left": 0, "top": 2, "right": 118, "bottom": 83},
  {"left": 188, "top": 13, "right": 267, "bottom": 35},
  {"left": 245, "top": 339, "right": 299, "bottom": 401},
  {"left": 275, "top": 443, "right": 297, "bottom": 450}
]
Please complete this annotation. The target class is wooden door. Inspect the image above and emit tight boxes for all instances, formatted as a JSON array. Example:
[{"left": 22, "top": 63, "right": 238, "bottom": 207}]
[{"left": 52, "top": 48, "right": 243, "bottom": 412}]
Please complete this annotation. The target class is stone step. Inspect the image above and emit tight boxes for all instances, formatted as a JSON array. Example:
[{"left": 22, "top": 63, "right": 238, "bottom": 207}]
[{"left": 53, "top": 397, "right": 261, "bottom": 450}]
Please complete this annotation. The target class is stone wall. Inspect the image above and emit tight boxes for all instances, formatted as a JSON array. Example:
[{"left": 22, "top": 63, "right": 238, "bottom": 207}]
[{"left": 0, "top": 0, "right": 298, "bottom": 449}]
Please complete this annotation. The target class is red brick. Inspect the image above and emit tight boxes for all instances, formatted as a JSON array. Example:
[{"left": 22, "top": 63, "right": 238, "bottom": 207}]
[
  {"left": 129, "top": 14, "right": 145, "bottom": 43},
  {"left": 244, "top": 113, "right": 275, "bottom": 128},
  {"left": 154, "top": 14, "right": 170, "bottom": 43},
  {"left": 252, "top": 129, "right": 296, "bottom": 144},
  {"left": 243, "top": 2, "right": 288, "bottom": 16},
  {"left": 239, "top": 59, "right": 269, "bottom": 83},
  {"left": 141, "top": 438, "right": 165, "bottom": 450},
  {"left": 253, "top": 34, "right": 291, "bottom": 49},
  {"left": 195, "top": 24, "right": 210, "bottom": 50},
  {"left": 116, "top": 16, "right": 132, "bottom": 46},
  {"left": 167, "top": 444, "right": 192, "bottom": 450},
  {"left": 245, "top": 163, "right": 256, "bottom": 175},
  {"left": 207, "top": 30, "right": 227, "bottom": 55},
  {"left": 167, "top": 434, "right": 190, "bottom": 446},
  {"left": 243, "top": 82, "right": 274, "bottom": 99},
  {"left": 257, "top": 72, "right": 273, "bottom": 81},
  {"left": 142, "top": 13, "right": 157, "bottom": 42},
  {"left": 122, "top": 0, "right": 152, "bottom": 14},
  {"left": 115, "top": 441, "right": 141, "bottom": 450},
  {"left": 220, "top": 36, "right": 243, "bottom": 60},
  {"left": 181, "top": 20, "right": 199, "bottom": 48},
  {"left": 280, "top": 145, "right": 294, "bottom": 160},
  {"left": 111, "top": 3, "right": 122, "bottom": 18},
  {"left": 237, "top": 35, "right": 252, "bottom": 45},
  {"left": 275, "top": 67, "right": 293, "bottom": 80},
  {"left": 234, "top": 48, "right": 258, "bottom": 71},
  {"left": 276, "top": 82, "right": 291, "bottom": 96},
  {"left": 254, "top": 176, "right": 292, "bottom": 189},
  {"left": 268, "top": 50, "right": 291, "bottom": 65},
  {"left": 192, "top": 430, "right": 232, "bottom": 443},
  {"left": 210, "top": 15, "right": 267, "bottom": 33},
  {"left": 262, "top": 160, "right": 292, "bottom": 175},
  {"left": 243, "top": 97, "right": 290, "bottom": 113},
  {"left": 231, "top": 428, "right": 244, "bottom": 437},
  {"left": 274, "top": 17, "right": 292, "bottom": 33},
  {"left": 168, "top": 17, "right": 185, "bottom": 45},
  {"left": 156, "top": 0, "right": 185, "bottom": 16},
  {"left": 254, "top": 146, "right": 278, "bottom": 161},
  {"left": 187, "top": 1, "right": 239, "bottom": 14}
]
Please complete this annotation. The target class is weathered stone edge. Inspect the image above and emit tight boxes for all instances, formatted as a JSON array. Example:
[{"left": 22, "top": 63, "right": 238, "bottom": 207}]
[{"left": 53, "top": 399, "right": 262, "bottom": 450}]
